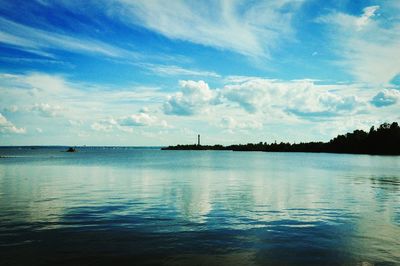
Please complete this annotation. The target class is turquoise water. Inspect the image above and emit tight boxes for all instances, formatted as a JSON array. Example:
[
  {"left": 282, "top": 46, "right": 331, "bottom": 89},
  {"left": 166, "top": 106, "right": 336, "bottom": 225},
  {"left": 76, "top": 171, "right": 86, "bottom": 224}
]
[{"left": 0, "top": 147, "right": 399, "bottom": 265}]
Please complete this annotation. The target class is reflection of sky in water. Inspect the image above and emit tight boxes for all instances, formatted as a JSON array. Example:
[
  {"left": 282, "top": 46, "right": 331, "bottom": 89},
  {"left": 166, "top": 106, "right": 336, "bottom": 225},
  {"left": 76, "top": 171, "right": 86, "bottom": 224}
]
[{"left": 0, "top": 148, "right": 399, "bottom": 265}]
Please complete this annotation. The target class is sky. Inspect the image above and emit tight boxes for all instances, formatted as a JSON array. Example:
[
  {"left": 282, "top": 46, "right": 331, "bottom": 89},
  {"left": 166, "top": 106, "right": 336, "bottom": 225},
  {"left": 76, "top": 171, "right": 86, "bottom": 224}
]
[{"left": 0, "top": 0, "right": 399, "bottom": 146}]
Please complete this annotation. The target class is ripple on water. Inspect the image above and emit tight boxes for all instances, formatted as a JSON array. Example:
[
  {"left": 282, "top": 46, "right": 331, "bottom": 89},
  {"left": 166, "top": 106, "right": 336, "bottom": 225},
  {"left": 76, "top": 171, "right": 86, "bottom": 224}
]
[{"left": 0, "top": 149, "right": 399, "bottom": 265}]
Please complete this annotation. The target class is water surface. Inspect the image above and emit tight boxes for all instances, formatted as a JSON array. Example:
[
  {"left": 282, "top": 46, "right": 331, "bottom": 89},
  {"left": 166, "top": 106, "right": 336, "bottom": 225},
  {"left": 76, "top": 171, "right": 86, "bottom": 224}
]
[{"left": 0, "top": 147, "right": 399, "bottom": 265}]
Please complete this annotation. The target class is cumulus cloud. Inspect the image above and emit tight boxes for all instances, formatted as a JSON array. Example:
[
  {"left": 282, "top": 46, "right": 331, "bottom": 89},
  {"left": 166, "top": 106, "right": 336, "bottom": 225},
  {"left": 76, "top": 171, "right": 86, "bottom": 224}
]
[
  {"left": 220, "top": 78, "right": 361, "bottom": 117},
  {"left": 0, "top": 113, "right": 25, "bottom": 134},
  {"left": 1, "top": 71, "right": 394, "bottom": 144},
  {"left": 163, "top": 78, "right": 364, "bottom": 121},
  {"left": 222, "top": 79, "right": 277, "bottom": 113},
  {"left": 370, "top": 89, "right": 400, "bottom": 107},
  {"left": 163, "top": 80, "right": 218, "bottom": 115}
]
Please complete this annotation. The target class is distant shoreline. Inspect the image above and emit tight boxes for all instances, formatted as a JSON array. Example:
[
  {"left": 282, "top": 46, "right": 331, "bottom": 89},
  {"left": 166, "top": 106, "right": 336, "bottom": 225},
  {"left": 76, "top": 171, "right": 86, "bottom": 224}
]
[
  {"left": 161, "top": 145, "right": 398, "bottom": 156},
  {"left": 0, "top": 146, "right": 162, "bottom": 149},
  {"left": 162, "top": 122, "right": 400, "bottom": 156},
  {"left": 1, "top": 122, "right": 399, "bottom": 156}
]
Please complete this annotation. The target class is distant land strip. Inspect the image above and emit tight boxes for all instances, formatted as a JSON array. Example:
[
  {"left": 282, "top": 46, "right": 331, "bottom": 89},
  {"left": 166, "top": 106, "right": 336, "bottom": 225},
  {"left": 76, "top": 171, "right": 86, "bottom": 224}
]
[{"left": 162, "top": 122, "right": 400, "bottom": 155}]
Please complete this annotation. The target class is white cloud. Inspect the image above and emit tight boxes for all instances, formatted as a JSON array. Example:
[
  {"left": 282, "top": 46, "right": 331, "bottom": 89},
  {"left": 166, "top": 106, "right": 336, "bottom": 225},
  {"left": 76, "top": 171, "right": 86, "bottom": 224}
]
[
  {"left": 142, "top": 64, "right": 220, "bottom": 78},
  {"left": 107, "top": 0, "right": 303, "bottom": 57},
  {"left": 356, "top": 5, "right": 379, "bottom": 30},
  {"left": 319, "top": 5, "right": 400, "bottom": 84},
  {"left": 220, "top": 78, "right": 362, "bottom": 117},
  {"left": 118, "top": 112, "right": 157, "bottom": 127},
  {"left": 163, "top": 78, "right": 366, "bottom": 123},
  {"left": 0, "top": 0, "right": 305, "bottom": 67},
  {"left": 68, "top": 119, "right": 83, "bottom": 126},
  {"left": 222, "top": 79, "right": 274, "bottom": 113},
  {"left": 0, "top": 113, "right": 26, "bottom": 134},
  {"left": 163, "top": 80, "right": 218, "bottom": 115},
  {"left": 0, "top": 17, "right": 136, "bottom": 59},
  {"left": 2, "top": 105, "right": 18, "bottom": 113},
  {"left": 91, "top": 118, "right": 118, "bottom": 132},
  {"left": 224, "top": 75, "right": 268, "bottom": 83},
  {"left": 92, "top": 110, "right": 168, "bottom": 133},
  {"left": 32, "top": 103, "right": 63, "bottom": 117},
  {"left": 220, "top": 117, "right": 262, "bottom": 130},
  {"left": 0, "top": 72, "right": 166, "bottom": 117},
  {"left": 1, "top": 72, "right": 397, "bottom": 144},
  {"left": 0, "top": 72, "right": 171, "bottom": 142},
  {"left": 18, "top": 0, "right": 303, "bottom": 58},
  {"left": 24, "top": 73, "right": 71, "bottom": 93},
  {"left": 370, "top": 89, "right": 400, "bottom": 107}
]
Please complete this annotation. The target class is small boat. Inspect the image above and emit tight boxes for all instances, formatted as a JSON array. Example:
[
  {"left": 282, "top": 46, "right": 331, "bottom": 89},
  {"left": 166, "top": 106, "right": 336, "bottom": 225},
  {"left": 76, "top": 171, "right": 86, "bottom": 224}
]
[{"left": 66, "top": 147, "right": 77, "bottom": 152}]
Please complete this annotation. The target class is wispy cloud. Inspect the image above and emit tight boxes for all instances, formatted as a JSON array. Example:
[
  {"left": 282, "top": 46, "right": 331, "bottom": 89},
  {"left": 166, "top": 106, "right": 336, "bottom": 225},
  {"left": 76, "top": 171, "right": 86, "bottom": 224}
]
[
  {"left": 142, "top": 63, "right": 220, "bottom": 78},
  {"left": 356, "top": 5, "right": 379, "bottom": 30},
  {"left": 0, "top": 113, "right": 25, "bottom": 134},
  {"left": 319, "top": 4, "right": 400, "bottom": 84},
  {"left": 106, "top": 0, "right": 303, "bottom": 58},
  {"left": 0, "top": 17, "right": 136, "bottom": 59}
]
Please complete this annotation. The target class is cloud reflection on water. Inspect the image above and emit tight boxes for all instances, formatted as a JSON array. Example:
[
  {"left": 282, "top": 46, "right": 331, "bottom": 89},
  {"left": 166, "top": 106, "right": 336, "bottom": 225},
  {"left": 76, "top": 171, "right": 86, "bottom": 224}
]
[{"left": 0, "top": 149, "right": 399, "bottom": 265}]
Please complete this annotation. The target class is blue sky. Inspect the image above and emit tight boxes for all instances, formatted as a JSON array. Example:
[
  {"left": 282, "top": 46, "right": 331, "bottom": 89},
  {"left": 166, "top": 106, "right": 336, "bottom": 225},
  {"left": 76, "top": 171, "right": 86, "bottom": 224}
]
[{"left": 0, "top": 0, "right": 399, "bottom": 146}]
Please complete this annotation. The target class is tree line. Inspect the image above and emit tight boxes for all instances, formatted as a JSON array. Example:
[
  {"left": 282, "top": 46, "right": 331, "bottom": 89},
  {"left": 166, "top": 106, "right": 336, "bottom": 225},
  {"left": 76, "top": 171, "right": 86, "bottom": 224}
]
[{"left": 162, "top": 122, "right": 400, "bottom": 155}]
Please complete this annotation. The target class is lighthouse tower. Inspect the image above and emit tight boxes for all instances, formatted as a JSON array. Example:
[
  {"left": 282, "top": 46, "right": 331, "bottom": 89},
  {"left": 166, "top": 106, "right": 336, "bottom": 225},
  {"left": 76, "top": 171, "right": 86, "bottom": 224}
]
[{"left": 197, "top": 134, "right": 200, "bottom": 146}]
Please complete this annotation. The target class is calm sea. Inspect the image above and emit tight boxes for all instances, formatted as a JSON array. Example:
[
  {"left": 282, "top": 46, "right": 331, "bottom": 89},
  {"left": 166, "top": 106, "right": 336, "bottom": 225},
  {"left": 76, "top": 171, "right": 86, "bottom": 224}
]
[{"left": 0, "top": 147, "right": 399, "bottom": 265}]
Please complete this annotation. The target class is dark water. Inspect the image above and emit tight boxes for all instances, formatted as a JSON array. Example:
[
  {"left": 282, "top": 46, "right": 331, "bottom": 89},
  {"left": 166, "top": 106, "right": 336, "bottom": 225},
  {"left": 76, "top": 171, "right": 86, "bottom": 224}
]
[{"left": 0, "top": 147, "right": 399, "bottom": 266}]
